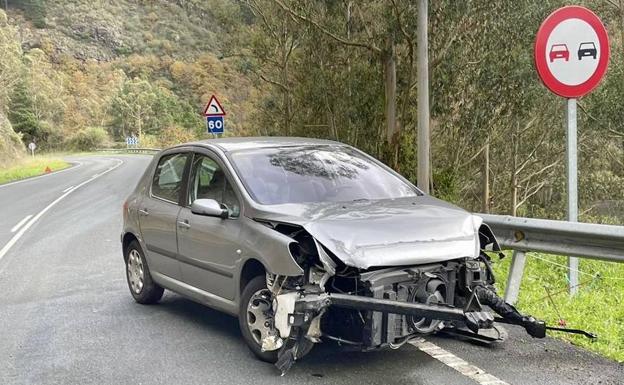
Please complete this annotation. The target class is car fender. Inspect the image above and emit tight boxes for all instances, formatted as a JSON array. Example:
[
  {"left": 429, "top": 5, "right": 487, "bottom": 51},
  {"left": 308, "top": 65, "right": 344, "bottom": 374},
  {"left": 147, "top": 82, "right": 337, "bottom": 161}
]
[{"left": 238, "top": 218, "right": 304, "bottom": 277}]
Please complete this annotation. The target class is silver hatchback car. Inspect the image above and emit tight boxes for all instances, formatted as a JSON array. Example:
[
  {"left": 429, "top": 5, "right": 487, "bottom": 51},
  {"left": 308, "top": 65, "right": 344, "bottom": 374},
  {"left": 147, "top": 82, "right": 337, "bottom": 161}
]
[{"left": 121, "top": 137, "right": 550, "bottom": 374}]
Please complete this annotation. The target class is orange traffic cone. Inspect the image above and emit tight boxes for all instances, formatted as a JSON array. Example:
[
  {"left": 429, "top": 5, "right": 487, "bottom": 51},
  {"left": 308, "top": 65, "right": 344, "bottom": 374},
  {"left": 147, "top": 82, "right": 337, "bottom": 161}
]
[{"left": 44, "top": 166, "right": 52, "bottom": 173}]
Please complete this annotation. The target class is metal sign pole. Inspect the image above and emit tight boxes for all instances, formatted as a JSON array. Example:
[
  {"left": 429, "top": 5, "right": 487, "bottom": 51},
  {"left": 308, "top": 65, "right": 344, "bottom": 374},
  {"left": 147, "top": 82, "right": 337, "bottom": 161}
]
[
  {"left": 417, "top": 0, "right": 430, "bottom": 193},
  {"left": 567, "top": 98, "right": 579, "bottom": 295}
]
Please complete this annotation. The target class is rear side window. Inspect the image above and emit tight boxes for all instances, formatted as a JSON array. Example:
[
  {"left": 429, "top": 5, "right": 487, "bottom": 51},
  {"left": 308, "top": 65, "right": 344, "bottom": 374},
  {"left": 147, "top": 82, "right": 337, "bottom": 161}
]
[{"left": 151, "top": 153, "right": 188, "bottom": 203}]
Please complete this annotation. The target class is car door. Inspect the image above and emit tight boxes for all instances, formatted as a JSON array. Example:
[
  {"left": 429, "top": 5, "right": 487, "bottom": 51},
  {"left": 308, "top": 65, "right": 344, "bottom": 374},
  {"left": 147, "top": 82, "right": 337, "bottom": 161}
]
[
  {"left": 138, "top": 151, "right": 190, "bottom": 281},
  {"left": 177, "top": 151, "right": 243, "bottom": 300}
]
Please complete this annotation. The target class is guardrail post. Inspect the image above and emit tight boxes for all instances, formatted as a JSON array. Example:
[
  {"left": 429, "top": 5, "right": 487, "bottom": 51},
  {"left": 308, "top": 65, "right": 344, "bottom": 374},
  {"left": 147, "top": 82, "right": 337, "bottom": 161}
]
[{"left": 504, "top": 250, "right": 527, "bottom": 305}]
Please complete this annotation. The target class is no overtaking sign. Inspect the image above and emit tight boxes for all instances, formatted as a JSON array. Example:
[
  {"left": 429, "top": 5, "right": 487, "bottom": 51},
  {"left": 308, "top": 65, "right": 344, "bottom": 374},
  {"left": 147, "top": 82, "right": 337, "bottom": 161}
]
[
  {"left": 534, "top": 6, "right": 609, "bottom": 98},
  {"left": 533, "top": 5, "right": 610, "bottom": 295}
]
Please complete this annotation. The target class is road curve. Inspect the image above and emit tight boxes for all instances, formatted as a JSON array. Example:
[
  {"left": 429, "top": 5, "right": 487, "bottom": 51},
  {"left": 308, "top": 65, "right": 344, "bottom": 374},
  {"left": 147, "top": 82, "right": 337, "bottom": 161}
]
[{"left": 0, "top": 155, "right": 622, "bottom": 385}]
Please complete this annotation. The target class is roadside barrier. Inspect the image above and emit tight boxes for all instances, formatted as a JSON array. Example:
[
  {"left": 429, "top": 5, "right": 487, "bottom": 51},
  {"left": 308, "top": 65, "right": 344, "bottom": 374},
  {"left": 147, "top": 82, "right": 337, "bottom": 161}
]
[
  {"left": 96, "top": 148, "right": 161, "bottom": 154},
  {"left": 480, "top": 214, "right": 624, "bottom": 303}
]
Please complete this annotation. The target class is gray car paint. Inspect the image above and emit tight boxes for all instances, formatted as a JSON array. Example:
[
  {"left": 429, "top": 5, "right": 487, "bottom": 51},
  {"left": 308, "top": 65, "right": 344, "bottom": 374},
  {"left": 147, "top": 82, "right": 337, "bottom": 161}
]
[
  {"left": 251, "top": 196, "right": 481, "bottom": 269},
  {"left": 122, "top": 137, "right": 480, "bottom": 313}
]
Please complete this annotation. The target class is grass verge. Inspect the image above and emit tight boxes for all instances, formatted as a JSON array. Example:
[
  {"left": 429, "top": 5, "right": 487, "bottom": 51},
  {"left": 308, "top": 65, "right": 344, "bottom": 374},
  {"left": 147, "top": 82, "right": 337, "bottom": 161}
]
[
  {"left": 0, "top": 156, "right": 71, "bottom": 184},
  {"left": 492, "top": 252, "right": 624, "bottom": 362}
]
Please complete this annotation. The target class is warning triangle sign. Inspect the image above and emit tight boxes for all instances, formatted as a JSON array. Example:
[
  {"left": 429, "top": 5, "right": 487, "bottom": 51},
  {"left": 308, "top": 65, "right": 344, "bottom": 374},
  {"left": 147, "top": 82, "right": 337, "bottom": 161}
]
[{"left": 203, "top": 95, "right": 226, "bottom": 116}]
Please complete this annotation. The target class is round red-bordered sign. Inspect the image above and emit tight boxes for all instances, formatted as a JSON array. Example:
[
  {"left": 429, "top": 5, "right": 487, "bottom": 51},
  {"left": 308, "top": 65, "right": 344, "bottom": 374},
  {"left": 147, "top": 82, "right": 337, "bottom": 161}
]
[{"left": 534, "top": 6, "right": 609, "bottom": 98}]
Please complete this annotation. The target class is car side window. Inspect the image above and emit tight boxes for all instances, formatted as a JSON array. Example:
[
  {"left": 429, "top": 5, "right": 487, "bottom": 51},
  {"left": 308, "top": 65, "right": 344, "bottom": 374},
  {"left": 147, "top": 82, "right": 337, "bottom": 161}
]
[
  {"left": 151, "top": 153, "right": 188, "bottom": 203},
  {"left": 188, "top": 154, "right": 240, "bottom": 218}
]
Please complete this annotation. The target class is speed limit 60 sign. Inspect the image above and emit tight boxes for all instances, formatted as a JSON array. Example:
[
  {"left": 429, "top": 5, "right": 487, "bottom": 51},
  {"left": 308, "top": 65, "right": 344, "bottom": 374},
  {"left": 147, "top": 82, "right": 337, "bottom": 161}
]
[
  {"left": 207, "top": 116, "right": 224, "bottom": 134},
  {"left": 534, "top": 6, "right": 609, "bottom": 98}
]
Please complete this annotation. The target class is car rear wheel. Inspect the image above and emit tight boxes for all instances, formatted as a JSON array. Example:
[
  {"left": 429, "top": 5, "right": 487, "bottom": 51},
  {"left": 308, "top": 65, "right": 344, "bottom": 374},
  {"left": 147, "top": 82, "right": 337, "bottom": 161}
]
[{"left": 125, "top": 240, "right": 164, "bottom": 304}]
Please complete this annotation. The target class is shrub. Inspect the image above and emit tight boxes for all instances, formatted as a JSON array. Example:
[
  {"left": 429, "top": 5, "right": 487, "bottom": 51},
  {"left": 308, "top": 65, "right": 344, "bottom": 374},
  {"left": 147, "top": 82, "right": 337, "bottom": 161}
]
[
  {"left": 0, "top": 113, "right": 24, "bottom": 167},
  {"left": 66, "top": 127, "right": 110, "bottom": 151},
  {"left": 35, "top": 121, "right": 65, "bottom": 151},
  {"left": 157, "top": 125, "right": 197, "bottom": 147}
]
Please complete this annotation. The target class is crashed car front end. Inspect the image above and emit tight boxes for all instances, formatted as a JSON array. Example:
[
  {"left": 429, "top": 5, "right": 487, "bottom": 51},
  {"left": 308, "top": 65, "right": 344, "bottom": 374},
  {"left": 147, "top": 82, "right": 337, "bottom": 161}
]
[
  {"left": 253, "top": 215, "right": 546, "bottom": 374},
  {"left": 226, "top": 144, "right": 593, "bottom": 375}
]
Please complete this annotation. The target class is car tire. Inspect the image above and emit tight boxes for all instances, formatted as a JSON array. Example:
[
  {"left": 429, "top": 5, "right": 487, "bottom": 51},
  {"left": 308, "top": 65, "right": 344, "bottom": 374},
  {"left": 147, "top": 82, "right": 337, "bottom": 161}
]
[
  {"left": 239, "top": 276, "right": 280, "bottom": 363},
  {"left": 125, "top": 240, "right": 164, "bottom": 304},
  {"left": 239, "top": 275, "right": 315, "bottom": 363}
]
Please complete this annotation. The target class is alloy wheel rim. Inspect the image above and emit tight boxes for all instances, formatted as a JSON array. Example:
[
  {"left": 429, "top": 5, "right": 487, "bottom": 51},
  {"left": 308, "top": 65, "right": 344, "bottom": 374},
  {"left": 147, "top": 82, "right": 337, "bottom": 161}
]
[
  {"left": 127, "top": 249, "right": 144, "bottom": 294},
  {"left": 246, "top": 289, "right": 274, "bottom": 345}
]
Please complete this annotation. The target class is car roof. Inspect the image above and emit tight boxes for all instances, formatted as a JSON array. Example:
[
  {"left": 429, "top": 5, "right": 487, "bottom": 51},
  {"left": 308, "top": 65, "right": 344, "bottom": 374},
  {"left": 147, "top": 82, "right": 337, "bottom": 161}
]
[{"left": 177, "top": 136, "right": 343, "bottom": 152}]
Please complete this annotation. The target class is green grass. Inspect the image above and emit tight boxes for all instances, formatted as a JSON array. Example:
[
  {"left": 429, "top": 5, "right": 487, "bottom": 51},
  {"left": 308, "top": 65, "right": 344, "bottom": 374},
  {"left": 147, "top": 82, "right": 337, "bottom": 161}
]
[
  {"left": 491, "top": 251, "right": 624, "bottom": 363},
  {"left": 0, "top": 156, "right": 71, "bottom": 184}
]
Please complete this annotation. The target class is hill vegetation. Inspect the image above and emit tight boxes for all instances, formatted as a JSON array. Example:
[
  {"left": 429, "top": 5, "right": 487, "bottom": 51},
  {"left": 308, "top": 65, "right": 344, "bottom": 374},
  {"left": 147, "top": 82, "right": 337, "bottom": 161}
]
[
  {"left": 1, "top": 0, "right": 624, "bottom": 222},
  {"left": 0, "top": 0, "right": 260, "bottom": 155}
]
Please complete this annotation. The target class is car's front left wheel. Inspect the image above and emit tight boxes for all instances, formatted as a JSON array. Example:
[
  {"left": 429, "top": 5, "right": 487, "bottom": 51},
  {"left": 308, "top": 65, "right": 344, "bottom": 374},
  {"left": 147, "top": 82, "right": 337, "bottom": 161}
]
[
  {"left": 239, "top": 276, "right": 280, "bottom": 363},
  {"left": 125, "top": 240, "right": 164, "bottom": 304},
  {"left": 239, "top": 275, "right": 315, "bottom": 363}
]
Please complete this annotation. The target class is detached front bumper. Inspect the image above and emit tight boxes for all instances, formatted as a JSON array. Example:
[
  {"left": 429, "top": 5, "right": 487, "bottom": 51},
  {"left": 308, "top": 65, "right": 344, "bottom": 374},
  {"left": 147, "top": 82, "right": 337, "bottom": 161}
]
[
  {"left": 274, "top": 285, "right": 552, "bottom": 374},
  {"left": 293, "top": 292, "right": 495, "bottom": 333}
]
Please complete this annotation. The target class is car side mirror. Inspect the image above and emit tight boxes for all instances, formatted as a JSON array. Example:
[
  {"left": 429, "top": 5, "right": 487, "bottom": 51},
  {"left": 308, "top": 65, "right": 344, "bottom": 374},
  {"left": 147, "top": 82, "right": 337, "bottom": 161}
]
[{"left": 191, "top": 199, "right": 228, "bottom": 219}]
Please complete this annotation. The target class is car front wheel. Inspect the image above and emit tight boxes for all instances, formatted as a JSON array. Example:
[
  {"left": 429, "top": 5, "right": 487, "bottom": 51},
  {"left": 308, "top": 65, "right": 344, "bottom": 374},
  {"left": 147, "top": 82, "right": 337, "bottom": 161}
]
[
  {"left": 239, "top": 276, "right": 280, "bottom": 363},
  {"left": 125, "top": 240, "right": 164, "bottom": 304},
  {"left": 238, "top": 275, "right": 315, "bottom": 363}
]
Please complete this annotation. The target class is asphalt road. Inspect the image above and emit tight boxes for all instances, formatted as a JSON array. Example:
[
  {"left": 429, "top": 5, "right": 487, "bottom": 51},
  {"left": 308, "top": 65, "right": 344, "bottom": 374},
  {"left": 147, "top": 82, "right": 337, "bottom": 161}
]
[{"left": 0, "top": 155, "right": 622, "bottom": 385}]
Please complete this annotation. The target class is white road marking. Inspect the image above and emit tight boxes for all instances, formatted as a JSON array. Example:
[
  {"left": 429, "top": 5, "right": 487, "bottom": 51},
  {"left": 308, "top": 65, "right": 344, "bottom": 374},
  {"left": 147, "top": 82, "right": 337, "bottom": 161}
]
[
  {"left": 410, "top": 338, "right": 510, "bottom": 385},
  {"left": 0, "top": 159, "right": 123, "bottom": 262},
  {"left": 10, "top": 215, "right": 33, "bottom": 233},
  {"left": 0, "top": 161, "right": 82, "bottom": 188},
  {"left": 62, "top": 186, "right": 75, "bottom": 193}
]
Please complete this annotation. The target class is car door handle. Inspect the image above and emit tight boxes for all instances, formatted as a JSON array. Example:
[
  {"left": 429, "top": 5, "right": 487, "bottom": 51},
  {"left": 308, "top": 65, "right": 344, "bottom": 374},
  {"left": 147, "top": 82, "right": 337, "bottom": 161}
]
[
  {"left": 138, "top": 208, "right": 149, "bottom": 216},
  {"left": 177, "top": 220, "right": 191, "bottom": 229}
]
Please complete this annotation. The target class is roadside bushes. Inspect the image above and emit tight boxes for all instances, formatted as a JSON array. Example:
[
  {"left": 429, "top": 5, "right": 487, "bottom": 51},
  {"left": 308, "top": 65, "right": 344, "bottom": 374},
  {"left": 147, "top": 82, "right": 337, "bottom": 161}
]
[
  {"left": 66, "top": 127, "right": 110, "bottom": 151},
  {"left": 0, "top": 113, "right": 25, "bottom": 167},
  {"left": 155, "top": 125, "right": 197, "bottom": 147}
]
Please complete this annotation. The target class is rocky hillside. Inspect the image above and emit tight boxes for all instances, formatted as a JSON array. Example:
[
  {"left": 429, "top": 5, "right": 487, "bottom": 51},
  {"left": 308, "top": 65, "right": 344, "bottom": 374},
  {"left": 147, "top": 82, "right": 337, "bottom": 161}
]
[
  {"left": 1, "top": 0, "right": 260, "bottom": 150},
  {"left": 15, "top": 0, "right": 231, "bottom": 61}
]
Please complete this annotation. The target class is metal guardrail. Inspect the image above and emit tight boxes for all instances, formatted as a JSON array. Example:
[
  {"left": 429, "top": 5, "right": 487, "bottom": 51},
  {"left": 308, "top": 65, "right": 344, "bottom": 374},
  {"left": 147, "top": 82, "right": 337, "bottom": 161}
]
[
  {"left": 479, "top": 214, "right": 624, "bottom": 304},
  {"left": 96, "top": 148, "right": 161, "bottom": 154}
]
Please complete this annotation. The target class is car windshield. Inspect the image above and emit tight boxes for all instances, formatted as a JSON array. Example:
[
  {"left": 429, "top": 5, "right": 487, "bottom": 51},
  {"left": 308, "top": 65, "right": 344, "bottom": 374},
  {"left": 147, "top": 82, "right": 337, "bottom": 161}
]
[{"left": 230, "top": 145, "right": 420, "bottom": 205}]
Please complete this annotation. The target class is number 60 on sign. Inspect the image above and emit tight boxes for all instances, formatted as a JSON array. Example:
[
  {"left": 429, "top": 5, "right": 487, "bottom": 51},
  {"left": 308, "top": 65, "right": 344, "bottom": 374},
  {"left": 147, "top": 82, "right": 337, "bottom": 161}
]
[{"left": 206, "top": 116, "right": 224, "bottom": 134}]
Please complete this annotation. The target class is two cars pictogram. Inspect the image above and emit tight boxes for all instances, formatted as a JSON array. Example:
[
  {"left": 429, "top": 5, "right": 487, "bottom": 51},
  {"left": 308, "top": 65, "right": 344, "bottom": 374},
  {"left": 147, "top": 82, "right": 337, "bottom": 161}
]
[{"left": 549, "top": 42, "right": 597, "bottom": 62}]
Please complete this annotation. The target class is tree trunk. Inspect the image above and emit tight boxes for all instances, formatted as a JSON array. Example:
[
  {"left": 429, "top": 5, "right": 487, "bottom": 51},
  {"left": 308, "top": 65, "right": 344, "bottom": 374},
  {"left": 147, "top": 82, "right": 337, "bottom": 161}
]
[
  {"left": 510, "top": 170, "right": 518, "bottom": 216},
  {"left": 510, "top": 123, "right": 519, "bottom": 216},
  {"left": 137, "top": 105, "right": 142, "bottom": 138},
  {"left": 384, "top": 37, "right": 397, "bottom": 166},
  {"left": 482, "top": 141, "right": 490, "bottom": 213},
  {"left": 282, "top": 63, "right": 291, "bottom": 136},
  {"left": 620, "top": 1, "right": 624, "bottom": 53}
]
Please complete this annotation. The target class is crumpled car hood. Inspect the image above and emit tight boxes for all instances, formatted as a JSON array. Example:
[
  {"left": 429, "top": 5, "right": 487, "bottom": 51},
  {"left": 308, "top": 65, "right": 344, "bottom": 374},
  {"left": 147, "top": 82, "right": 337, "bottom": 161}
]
[{"left": 254, "top": 196, "right": 483, "bottom": 269}]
